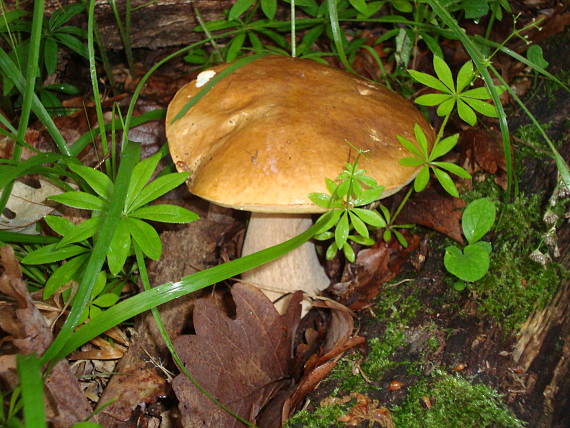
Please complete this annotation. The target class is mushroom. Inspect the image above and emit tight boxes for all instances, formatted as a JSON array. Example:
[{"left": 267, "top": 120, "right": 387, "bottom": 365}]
[{"left": 165, "top": 55, "right": 433, "bottom": 313}]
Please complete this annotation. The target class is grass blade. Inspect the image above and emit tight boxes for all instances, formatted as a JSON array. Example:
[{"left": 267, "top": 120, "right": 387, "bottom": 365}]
[
  {"left": 326, "top": 0, "right": 351, "bottom": 71},
  {"left": 50, "top": 220, "right": 321, "bottom": 361},
  {"left": 16, "top": 354, "right": 47, "bottom": 428}
]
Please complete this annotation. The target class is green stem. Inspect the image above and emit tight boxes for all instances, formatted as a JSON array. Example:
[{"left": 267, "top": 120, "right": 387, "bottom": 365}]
[
  {"left": 434, "top": 111, "right": 450, "bottom": 144},
  {"left": 291, "top": 0, "right": 296, "bottom": 57},
  {"left": 391, "top": 186, "right": 413, "bottom": 223}
]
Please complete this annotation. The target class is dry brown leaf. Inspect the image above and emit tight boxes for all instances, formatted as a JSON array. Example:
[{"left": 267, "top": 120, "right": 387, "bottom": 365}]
[
  {"left": 172, "top": 283, "right": 302, "bottom": 428},
  {"left": 282, "top": 307, "right": 365, "bottom": 423},
  {"left": 397, "top": 187, "right": 465, "bottom": 243},
  {"left": 0, "top": 245, "right": 94, "bottom": 427},
  {"left": 330, "top": 233, "right": 421, "bottom": 310}
]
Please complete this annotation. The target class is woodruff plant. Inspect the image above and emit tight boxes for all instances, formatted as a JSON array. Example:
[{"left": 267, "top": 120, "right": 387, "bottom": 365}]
[
  {"left": 22, "top": 148, "right": 198, "bottom": 318},
  {"left": 310, "top": 55, "right": 503, "bottom": 274}
]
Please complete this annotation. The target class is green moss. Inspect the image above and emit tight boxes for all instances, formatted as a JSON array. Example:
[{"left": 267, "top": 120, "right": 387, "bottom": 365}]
[
  {"left": 330, "top": 283, "right": 424, "bottom": 391},
  {"left": 473, "top": 193, "right": 565, "bottom": 333},
  {"left": 392, "top": 371, "right": 526, "bottom": 428},
  {"left": 284, "top": 401, "right": 349, "bottom": 428}
]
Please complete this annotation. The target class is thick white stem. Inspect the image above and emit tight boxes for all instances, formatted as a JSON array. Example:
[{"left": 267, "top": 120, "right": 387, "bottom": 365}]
[{"left": 241, "top": 213, "right": 330, "bottom": 314}]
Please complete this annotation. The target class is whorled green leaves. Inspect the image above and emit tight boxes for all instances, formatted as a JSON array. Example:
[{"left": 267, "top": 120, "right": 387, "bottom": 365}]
[
  {"left": 409, "top": 56, "right": 505, "bottom": 126},
  {"left": 398, "top": 124, "right": 471, "bottom": 197},
  {"left": 22, "top": 150, "right": 198, "bottom": 300},
  {"left": 309, "top": 155, "right": 386, "bottom": 262}
]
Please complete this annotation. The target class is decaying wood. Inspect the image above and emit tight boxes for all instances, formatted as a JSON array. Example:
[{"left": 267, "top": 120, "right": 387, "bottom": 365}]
[
  {"left": 96, "top": 213, "right": 240, "bottom": 427},
  {"left": 513, "top": 215, "right": 570, "bottom": 428},
  {"left": 44, "top": 0, "right": 233, "bottom": 49}
]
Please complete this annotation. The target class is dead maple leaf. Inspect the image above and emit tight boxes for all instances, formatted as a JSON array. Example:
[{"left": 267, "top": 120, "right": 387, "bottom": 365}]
[{"left": 172, "top": 283, "right": 302, "bottom": 428}]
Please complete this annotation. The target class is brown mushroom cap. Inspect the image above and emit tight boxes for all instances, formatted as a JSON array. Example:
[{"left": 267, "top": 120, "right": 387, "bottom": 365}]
[{"left": 166, "top": 55, "right": 434, "bottom": 213}]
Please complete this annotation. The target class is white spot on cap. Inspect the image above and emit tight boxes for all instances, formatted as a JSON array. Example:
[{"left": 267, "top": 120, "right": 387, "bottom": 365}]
[{"left": 195, "top": 70, "right": 216, "bottom": 88}]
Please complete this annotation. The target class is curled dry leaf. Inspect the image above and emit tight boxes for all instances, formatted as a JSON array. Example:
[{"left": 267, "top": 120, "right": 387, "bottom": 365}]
[
  {"left": 0, "top": 179, "right": 63, "bottom": 232},
  {"left": 172, "top": 282, "right": 303, "bottom": 428}
]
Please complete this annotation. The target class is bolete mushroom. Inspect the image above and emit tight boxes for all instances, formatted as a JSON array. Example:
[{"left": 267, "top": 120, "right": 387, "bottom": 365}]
[{"left": 166, "top": 55, "right": 433, "bottom": 313}]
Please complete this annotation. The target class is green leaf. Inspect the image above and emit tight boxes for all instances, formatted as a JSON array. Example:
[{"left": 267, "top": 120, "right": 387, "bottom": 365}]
[
  {"left": 461, "top": 0, "right": 489, "bottom": 19},
  {"left": 456, "top": 99, "right": 477, "bottom": 125},
  {"left": 44, "top": 215, "right": 75, "bottom": 236},
  {"left": 456, "top": 61, "right": 474, "bottom": 92},
  {"left": 314, "top": 231, "right": 334, "bottom": 241},
  {"left": 261, "top": 0, "right": 277, "bottom": 19},
  {"left": 129, "top": 172, "right": 189, "bottom": 212},
  {"left": 461, "top": 86, "right": 491, "bottom": 99},
  {"left": 343, "top": 242, "right": 355, "bottom": 263},
  {"left": 349, "top": 210, "right": 369, "bottom": 238},
  {"left": 353, "top": 185, "right": 384, "bottom": 206},
  {"left": 49, "top": 191, "right": 106, "bottom": 211},
  {"left": 44, "top": 254, "right": 89, "bottom": 299},
  {"left": 21, "top": 243, "right": 88, "bottom": 264},
  {"left": 48, "top": 3, "right": 85, "bottom": 30},
  {"left": 392, "top": 0, "right": 413, "bottom": 13},
  {"left": 334, "top": 212, "right": 350, "bottom": 250},
  {"left": 400, "top": 157, "right": 425, "bottom": 167},
  {"left": 415, "top": 93, "right": 451, "bottom": 106},
  {"left": 436, "top": 97, "right": 455, "bottom": 117},
  {"left": 397, "top": 135, "right": 424, "bottom": 159},
  {"left": 68, "top": 163, "right": 113, "bottom": 200},
  {"left": 59, "top": 217, "right": 100, "bottom": 246},
  {"left": 314, "top": 209, "right": 342, "bottom": 234},
  {"left": 383, "top": 228, "right": 391, "bottom": 242},
  {"left": 432, "top": 161, "right": 472, "bottom": 179},
  {"left": 326, "top": 241, "right": 338, "bottom": 260},
  {"left": 527, "top": 44, "right": 549, "bottom": 69},
  {"left": 125, "top": 151, "right": 162, "bottom": 210},
  {"left": 414, "top": 124, "right": 429, "bottom": 157},
  {"left": 92, "top": 292, "right": 120, "bottom": 308},
  {"left": 44, "top": 38, "right": 58, "bottom": 75},
  {"left": 53, "top": 33, "right": 88, "bottom": 58},
  {"left": 325, "top": 177, "right": 337, "bottom": 194},
  {"left": 433, "top": 55, "right": 454, "bottom": 92},
  {"left": 433, "top": 167, "right": 459, "bottom": 197},
  {"left": 308, "top": 192, "right": 333, "bottom": 209},
  {"left": 352, "top": 208, "right": 386, "bottom": 228},
  {"left": 126, "top": 217, "right": 161, "bottom": 260},
  {"left": 462, "top": 197, "right": 496, "bottom": 244},
  {"left": 414, "top": 166, "right": 430, "bottom": 192},
  {"left": 107, "top": 218, "right": 131, "bottom": 275},
  {"left": 349, "top": 0, "right": 369, "bottom": 15},
  {"left": 429, "top": 133, "right": 459, "bottom": 160},
  {"left": 393, "top": 229, "right": 408, "bottom": 248},
  {"left": 408, "top": 69, "right": 450, "bottom": 93},
  {"left": 378, "top": 204, "right": 391, "bottom": 223},
  {"left": 92, "top": 271, "right": 107, "bottom": 297},
  {"left": 16, "top": 354, "right": 47, "bottom": 428},
  {"left": 444, "top": 241, "right": 490, "bottom": 282},
  {"left": 130, "top": 204, "right": 199, "bottom": 223},
  {"left": 463, "top": 97, "right": 498, "bottom": 117},
  {"left": 348, "top": 234, "right": 375, "bottom": 246},
  {"left": 228, "top": 0, "right": 255, "bottom": 21},
  {"left": 225, "top": 32, "right": 246, "bottom": 62}
]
